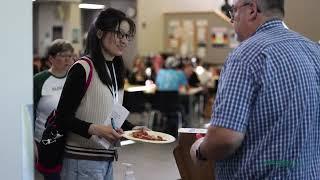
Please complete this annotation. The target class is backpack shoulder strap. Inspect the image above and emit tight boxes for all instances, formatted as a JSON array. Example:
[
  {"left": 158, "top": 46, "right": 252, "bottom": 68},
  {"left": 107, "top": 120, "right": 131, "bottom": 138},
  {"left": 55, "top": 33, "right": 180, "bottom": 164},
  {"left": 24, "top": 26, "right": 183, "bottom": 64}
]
[
  {"left": 74, "top": 56, "right": 93, "bottom": 92},
  {"left": 44, "top": 57, "right": 93, "bottom": 128}
]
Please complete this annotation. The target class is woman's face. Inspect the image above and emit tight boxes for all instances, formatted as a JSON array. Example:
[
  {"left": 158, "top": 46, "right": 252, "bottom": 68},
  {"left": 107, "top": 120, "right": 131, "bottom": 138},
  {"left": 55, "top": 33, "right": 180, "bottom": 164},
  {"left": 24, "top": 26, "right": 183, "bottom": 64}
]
[
  {"left": 49, "top": 50, "right": 74, "bottom": 73},
  {"left": 101, "top": 20, "right": 131, "bottom": 57}
]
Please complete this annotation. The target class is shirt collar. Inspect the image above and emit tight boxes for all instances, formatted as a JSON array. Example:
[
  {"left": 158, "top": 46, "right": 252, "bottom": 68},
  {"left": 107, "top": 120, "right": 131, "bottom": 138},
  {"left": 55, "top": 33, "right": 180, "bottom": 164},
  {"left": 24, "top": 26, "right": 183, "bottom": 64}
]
[{"left": 255, "top": 18, "right": 284, "bottom": 34}]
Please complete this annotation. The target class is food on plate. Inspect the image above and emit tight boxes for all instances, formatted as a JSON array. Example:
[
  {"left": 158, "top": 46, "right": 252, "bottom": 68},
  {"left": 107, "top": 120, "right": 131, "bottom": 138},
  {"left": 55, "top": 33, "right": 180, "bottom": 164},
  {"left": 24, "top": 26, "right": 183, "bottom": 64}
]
[{"left": 131, "top": 130, "right": 165, "bottom": 141}]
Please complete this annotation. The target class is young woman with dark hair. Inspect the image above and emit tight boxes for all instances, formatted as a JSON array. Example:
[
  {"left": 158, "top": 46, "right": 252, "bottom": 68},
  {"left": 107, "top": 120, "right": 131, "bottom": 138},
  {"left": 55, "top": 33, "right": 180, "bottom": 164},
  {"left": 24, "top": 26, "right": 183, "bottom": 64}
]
[{"left": 53, "top": 8, "right": 141, "bottom": 180}]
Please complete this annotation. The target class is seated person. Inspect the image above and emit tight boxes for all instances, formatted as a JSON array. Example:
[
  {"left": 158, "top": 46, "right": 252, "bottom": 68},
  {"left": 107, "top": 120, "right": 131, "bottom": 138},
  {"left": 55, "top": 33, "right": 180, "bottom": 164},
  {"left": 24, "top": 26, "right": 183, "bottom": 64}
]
[
  {"left": 156, "top": 56, "right": 187, "bottom": 92},
  {"left": 128, "top": 56, "right": 148, "bottom": 85},
  {"left": 183, "top": 62, "right": 201, "bottom": 88},
  {"left": 154, "top": 56, "right": 187, "bottom": 136}
]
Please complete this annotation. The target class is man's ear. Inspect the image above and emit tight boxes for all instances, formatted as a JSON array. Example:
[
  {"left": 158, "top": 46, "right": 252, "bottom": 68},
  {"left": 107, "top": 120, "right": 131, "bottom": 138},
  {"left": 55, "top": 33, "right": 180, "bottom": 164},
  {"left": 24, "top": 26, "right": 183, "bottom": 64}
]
[
  {"left": 248, "top": 2, "right": 259, "bottom": 21},
  {"left": 96, "top": 29, "right": 103, "bottom": 39}
]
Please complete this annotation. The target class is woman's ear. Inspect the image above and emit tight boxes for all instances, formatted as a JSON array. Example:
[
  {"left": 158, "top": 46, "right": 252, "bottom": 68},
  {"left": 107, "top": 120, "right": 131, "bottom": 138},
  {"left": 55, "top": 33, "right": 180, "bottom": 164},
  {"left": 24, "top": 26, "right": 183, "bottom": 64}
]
[
  {"left": 96, "top": 29, "right": 103, "bottom": 39},
  {"left": 48, "top": 55, "right": 54, "bottom": 65}
]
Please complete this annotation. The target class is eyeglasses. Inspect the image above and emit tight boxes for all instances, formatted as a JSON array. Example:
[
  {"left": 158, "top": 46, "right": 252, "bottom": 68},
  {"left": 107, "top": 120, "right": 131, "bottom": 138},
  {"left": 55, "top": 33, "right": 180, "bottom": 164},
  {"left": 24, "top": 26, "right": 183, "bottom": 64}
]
[
  {"left": 114, "top": 30, "right": 134, "bottom": 41},
  {"left": 228, "top": 2, "right": 251, "bottom": 23},
  {"left": 56, "top": 53, "right": 73, "bottom": 59}
]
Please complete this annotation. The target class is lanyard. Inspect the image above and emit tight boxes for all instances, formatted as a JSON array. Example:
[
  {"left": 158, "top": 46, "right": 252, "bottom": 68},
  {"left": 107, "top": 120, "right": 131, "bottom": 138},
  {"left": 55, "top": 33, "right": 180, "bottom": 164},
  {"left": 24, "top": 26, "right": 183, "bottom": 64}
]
[{"left": 106, "top": 63, "right": 118, "bottom": 103}]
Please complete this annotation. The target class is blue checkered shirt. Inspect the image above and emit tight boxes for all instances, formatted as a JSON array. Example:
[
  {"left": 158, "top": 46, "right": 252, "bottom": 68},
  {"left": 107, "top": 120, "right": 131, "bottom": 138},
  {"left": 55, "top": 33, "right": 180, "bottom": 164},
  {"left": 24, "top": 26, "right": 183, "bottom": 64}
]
[{"left": 211, "top": 19, "right": 320, "bottom": 179}]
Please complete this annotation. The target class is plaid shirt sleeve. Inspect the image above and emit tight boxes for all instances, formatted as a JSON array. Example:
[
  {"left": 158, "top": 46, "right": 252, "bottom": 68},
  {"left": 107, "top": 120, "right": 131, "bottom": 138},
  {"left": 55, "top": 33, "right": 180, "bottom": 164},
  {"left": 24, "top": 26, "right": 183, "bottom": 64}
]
[{"left": 211, "top": 60, "right": 256, "bottom": 133}]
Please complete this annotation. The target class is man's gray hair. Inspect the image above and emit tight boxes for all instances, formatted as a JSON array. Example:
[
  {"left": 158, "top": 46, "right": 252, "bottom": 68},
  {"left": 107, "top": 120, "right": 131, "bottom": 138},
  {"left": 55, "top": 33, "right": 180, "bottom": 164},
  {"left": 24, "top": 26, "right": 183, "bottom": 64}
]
[{"left": 256, "top": 0, "right": 285, "bottom": 18}]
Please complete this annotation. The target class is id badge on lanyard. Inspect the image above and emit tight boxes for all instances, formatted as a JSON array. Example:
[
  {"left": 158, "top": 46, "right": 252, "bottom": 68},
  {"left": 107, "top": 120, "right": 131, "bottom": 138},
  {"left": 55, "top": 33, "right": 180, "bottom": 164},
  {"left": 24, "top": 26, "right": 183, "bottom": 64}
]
[
  {"left": 93, "top": 64, "right": 129, "bottom": 149},
  {"left": 106, "top": 63, "right": 129, "bottom": 128},
  {"left": 106, "top": 63, "right": 119, "bottom": 104}
]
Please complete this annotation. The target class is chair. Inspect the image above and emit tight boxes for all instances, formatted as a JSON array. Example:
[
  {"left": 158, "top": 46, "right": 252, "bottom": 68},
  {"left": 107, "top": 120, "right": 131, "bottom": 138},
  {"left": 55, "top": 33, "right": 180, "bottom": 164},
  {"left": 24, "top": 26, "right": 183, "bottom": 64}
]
[{"left": 148, "top": 91, "right": 183, "bottom": 137}]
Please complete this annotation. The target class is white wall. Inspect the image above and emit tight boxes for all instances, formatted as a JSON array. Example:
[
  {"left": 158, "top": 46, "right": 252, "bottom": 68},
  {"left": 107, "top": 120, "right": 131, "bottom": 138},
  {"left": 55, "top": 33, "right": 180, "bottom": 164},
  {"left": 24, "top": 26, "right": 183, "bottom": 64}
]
[
  {"left": 284, "top": 0, "right": 320, "bottom": 42},
  {"left": 137, "top": 0, "right": 224, "bottom": 55},
  {"left": 136, "top": 0, "right": 320, "bottom": 56},
  {"left": 0, "top": 0, "right": 33, "bottom": 179},
  {"left": 68, "top": 3, "right": 82, "bottom": 53}
]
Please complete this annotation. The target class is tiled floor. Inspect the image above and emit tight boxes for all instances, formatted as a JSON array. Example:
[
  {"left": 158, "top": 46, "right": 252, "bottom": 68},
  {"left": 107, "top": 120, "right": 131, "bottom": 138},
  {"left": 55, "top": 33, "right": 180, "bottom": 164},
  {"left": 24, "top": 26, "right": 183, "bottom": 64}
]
[{"left": 114, "top": 141, "right": 181, "bottom": 180}]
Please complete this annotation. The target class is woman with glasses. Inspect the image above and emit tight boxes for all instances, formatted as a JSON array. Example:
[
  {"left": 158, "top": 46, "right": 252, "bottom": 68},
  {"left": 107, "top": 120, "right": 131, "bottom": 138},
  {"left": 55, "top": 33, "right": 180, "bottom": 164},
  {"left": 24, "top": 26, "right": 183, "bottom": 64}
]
[
  {"left": 53, "top": 8, "right": 142, "bottom": 180},
  {"left": 34, "top": 39, "right": 74, "bottom": 180}
]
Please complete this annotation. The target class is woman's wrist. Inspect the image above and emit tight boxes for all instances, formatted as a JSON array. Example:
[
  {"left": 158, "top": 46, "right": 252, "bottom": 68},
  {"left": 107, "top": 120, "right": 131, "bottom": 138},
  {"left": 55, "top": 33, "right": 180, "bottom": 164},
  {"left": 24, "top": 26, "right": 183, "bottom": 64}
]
[{"left": 88, "top": 124, "right": 97, "bottom": 135}]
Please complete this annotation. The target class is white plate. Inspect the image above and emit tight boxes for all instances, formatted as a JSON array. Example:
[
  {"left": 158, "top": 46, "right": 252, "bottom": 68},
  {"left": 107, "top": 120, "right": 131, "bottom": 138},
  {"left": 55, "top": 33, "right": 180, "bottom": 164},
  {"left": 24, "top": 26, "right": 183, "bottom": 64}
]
[{"left": 122, "top": 130, "right": 176, "bottom": 144}]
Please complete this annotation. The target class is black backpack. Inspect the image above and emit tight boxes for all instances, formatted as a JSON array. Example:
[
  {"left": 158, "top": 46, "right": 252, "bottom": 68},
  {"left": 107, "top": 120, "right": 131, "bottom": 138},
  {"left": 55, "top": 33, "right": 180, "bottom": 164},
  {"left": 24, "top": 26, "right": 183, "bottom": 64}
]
[{"left": 35, "top": 56, "right": 93, "bottom": 174}]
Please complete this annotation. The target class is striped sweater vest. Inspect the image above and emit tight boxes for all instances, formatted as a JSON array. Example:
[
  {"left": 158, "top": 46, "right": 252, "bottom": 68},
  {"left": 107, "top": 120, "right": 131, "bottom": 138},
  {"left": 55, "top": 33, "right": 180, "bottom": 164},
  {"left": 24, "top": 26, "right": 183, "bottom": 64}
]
[{"left": 64, "top": 59, "right": 124, "bottom": 161}]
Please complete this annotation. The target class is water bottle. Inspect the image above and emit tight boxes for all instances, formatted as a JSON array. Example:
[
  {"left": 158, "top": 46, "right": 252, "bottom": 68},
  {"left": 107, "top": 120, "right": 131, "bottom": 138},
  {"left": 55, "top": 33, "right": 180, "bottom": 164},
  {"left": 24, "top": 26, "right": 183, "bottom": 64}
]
[{"left": 122, "top": 163, "right": 136, "bottom": 180}]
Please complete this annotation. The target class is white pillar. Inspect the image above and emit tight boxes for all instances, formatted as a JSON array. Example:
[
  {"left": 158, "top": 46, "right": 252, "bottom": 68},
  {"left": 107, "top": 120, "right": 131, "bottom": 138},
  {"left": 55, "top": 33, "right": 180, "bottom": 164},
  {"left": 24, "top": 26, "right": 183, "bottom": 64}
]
[{"left": 0, "top": 0, "right": 33, "bottom": 180}]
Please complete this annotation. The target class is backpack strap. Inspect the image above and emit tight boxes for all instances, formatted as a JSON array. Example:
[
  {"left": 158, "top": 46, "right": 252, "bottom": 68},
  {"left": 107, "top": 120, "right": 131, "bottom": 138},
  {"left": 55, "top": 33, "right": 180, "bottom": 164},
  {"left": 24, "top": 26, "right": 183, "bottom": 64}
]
[
  {"left": 45, "top": 57, "right": 93, "bottom": 128},
  {"left": 74, "top": 56, "right": 93, "bottom": 94}
]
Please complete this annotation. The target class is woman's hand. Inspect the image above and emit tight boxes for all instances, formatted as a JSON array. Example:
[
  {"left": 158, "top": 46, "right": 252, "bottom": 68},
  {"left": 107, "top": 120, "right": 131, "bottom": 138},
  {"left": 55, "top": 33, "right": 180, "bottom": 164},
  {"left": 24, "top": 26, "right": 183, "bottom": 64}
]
[
  {"left": 34, "top": 141, "right": 38, "bottom": 161},
  {"left": 115, "top": 128, "right": 124, "bottom": 134},
  {"left": 89, "top": 124, "right": 122, "bottom": 143}
]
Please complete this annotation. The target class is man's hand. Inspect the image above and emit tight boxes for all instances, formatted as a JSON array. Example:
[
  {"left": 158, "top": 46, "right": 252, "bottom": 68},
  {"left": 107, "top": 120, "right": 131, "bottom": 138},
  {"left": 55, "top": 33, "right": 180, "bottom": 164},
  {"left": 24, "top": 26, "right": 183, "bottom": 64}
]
[
  {"left": 190, "top": 137, "right": 207, "bottom": 166},
  {"left": 190, "top": 126, "right": 245, "bottom": 161}
]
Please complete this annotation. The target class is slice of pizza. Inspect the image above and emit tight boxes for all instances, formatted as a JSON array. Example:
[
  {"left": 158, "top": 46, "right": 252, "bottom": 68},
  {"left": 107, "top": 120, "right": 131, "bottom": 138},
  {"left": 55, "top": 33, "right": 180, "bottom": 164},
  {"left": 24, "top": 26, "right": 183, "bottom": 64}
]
[{"left": 131, "top": 130, "right": 165, "bottom": 141}]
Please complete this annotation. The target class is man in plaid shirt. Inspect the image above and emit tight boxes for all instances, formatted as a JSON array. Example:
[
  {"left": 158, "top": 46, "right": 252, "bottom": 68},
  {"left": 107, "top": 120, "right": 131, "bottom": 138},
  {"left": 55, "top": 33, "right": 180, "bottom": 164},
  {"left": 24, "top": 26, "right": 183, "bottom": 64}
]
[{"left": 190, "top": 0, "right": 320, "bottom": 179}]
